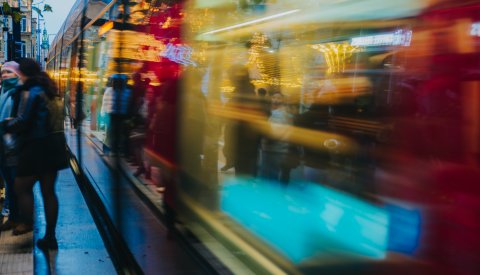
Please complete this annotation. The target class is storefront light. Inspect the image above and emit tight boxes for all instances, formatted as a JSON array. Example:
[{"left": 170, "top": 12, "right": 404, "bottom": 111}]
[{"left": 311, "top": 43, "right": 359, "bottom": 74}]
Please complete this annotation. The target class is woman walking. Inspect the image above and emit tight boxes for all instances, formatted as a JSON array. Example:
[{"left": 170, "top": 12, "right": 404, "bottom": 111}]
[
  {"left": 2, "top": 58, "right": 68, "bottom": 249},
  {"left": 0, "top": 61, "right": 20, "bottom": 230}
]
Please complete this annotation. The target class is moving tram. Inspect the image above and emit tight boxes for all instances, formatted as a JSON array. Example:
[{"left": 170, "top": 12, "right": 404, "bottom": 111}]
[{"left": 47, "top": 0, "right": 480, "bottom": 274}]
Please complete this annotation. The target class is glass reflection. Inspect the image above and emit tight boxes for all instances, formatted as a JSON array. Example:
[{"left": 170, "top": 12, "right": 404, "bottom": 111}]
[{"left": 45, "top": 1, "right": 480, "bottom": 274}]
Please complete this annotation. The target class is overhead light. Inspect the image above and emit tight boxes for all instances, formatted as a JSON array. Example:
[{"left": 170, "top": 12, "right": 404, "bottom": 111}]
[{"left": 202, "top": 9, "right": 300, "bottom": 35}]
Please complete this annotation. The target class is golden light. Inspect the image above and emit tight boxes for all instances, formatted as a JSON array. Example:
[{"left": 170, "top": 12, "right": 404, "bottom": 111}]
[
  {"left": 311, "top": 43, "right": 359, "bottom": 75},
  {"left": 98, "top": 21, "right": 114, "bottom": 36}
]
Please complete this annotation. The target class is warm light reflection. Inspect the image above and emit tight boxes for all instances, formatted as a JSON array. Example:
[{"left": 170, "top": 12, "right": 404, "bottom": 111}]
[
  {"left": 311, "top": 43, "right": 359, "bottom": 74},
  {"left": 208, "top": 99, "right": 359, "bottom": 155},
  {"left": 106, "top": 31, "right": 196, "bottom": 66},
  {"left": 201, "top": 9, "right": 301, "bottom": 35},
  {"left": 45, "top": 1, "right": 480, "bottom": 274}
]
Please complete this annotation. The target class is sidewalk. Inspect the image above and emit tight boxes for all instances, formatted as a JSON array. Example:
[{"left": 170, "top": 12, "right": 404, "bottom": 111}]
[
  {"left": 0, "top": 167, "right": 115, "bottom": 275},
  {"left": 33, "top": 169, "right": 115, "bottom": 274},
  {"left": 0, "top": 223, "right": 33, "bottom": 274}
]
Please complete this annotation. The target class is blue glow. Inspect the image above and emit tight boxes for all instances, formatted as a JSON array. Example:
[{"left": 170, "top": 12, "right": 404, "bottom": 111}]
[
  {"left": 385, "top": 204, "right": 421, "bottom": 255},
  {"left": 220, "top": 178, "right": 390, "bottom": 263}
]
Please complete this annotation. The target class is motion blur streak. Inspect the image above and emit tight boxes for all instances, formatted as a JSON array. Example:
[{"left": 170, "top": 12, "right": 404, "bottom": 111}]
[{"left": 47, "top": 0, "right": 480, "bottom": 274}]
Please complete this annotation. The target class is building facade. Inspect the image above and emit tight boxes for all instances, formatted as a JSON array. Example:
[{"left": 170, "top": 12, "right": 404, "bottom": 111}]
[{"left": 0, "top": 0, "right": 37, "bottom": 63}]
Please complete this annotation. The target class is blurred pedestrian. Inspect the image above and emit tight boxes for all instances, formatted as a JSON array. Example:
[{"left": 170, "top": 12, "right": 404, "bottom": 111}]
[
  {"left": 0, "top": 61, "right": 20, "bottom": 229},
  {"left": 222, "top": 64, "right": 261, "bottom": 176},
  {"left": 64, "top": 92, "right": 74, "bottom": 128},
  {"left": 129, "top": 73, "right": 149, "bottom": 176},
  {"left": 2, "top": 58, "right": 68, "bottom": 250},
  {"left": 148, "top": 79, "right": 178, "bottom": 237},
  {"left": 101, "top": 74, "right": 133, "bottom": 156},
  {"left": 257, "top": 88, "right": 271, "bottom": 117},
  {"left": 179, "top": 68, "right": 207, "bottom": 179},
  {"left": 127, "top": 73, "right": 147, "bottom": 161},
  {"left": 259, "top": 92, "right": 298, "bottom": 183}
]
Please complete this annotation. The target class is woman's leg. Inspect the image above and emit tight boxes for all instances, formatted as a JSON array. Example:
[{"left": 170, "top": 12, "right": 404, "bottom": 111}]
[
  {"left": 13, "top": 176, "right": 36, "bottom": 234},
  {"left": 0, "top": 166, "right": 17, "bottom": 230},
  {"left": 132, "top": 134, "right": 146, "bottom": 175},
  {"left": 2, "top": 167, "right": 17, "bottom": 222},
  {"left": 38, "top": 172, "right": 59, "bottom": 239},
  {"left": 1, "top": 170, "right": 10, "bottom": 217}
]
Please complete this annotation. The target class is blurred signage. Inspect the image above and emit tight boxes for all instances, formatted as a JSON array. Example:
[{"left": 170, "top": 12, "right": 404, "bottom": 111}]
[
  {"left": 351, "top": 30, "right": 412, "bottom": 47},
  {"left": 471, "top": 22, "right": 480, "bottom": 37},
  {"left": 160, "top": 43, "right": 197, "bottom": 66},
  {"left": 109, "top": 31, "right": 196, "bottom": 66}
]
